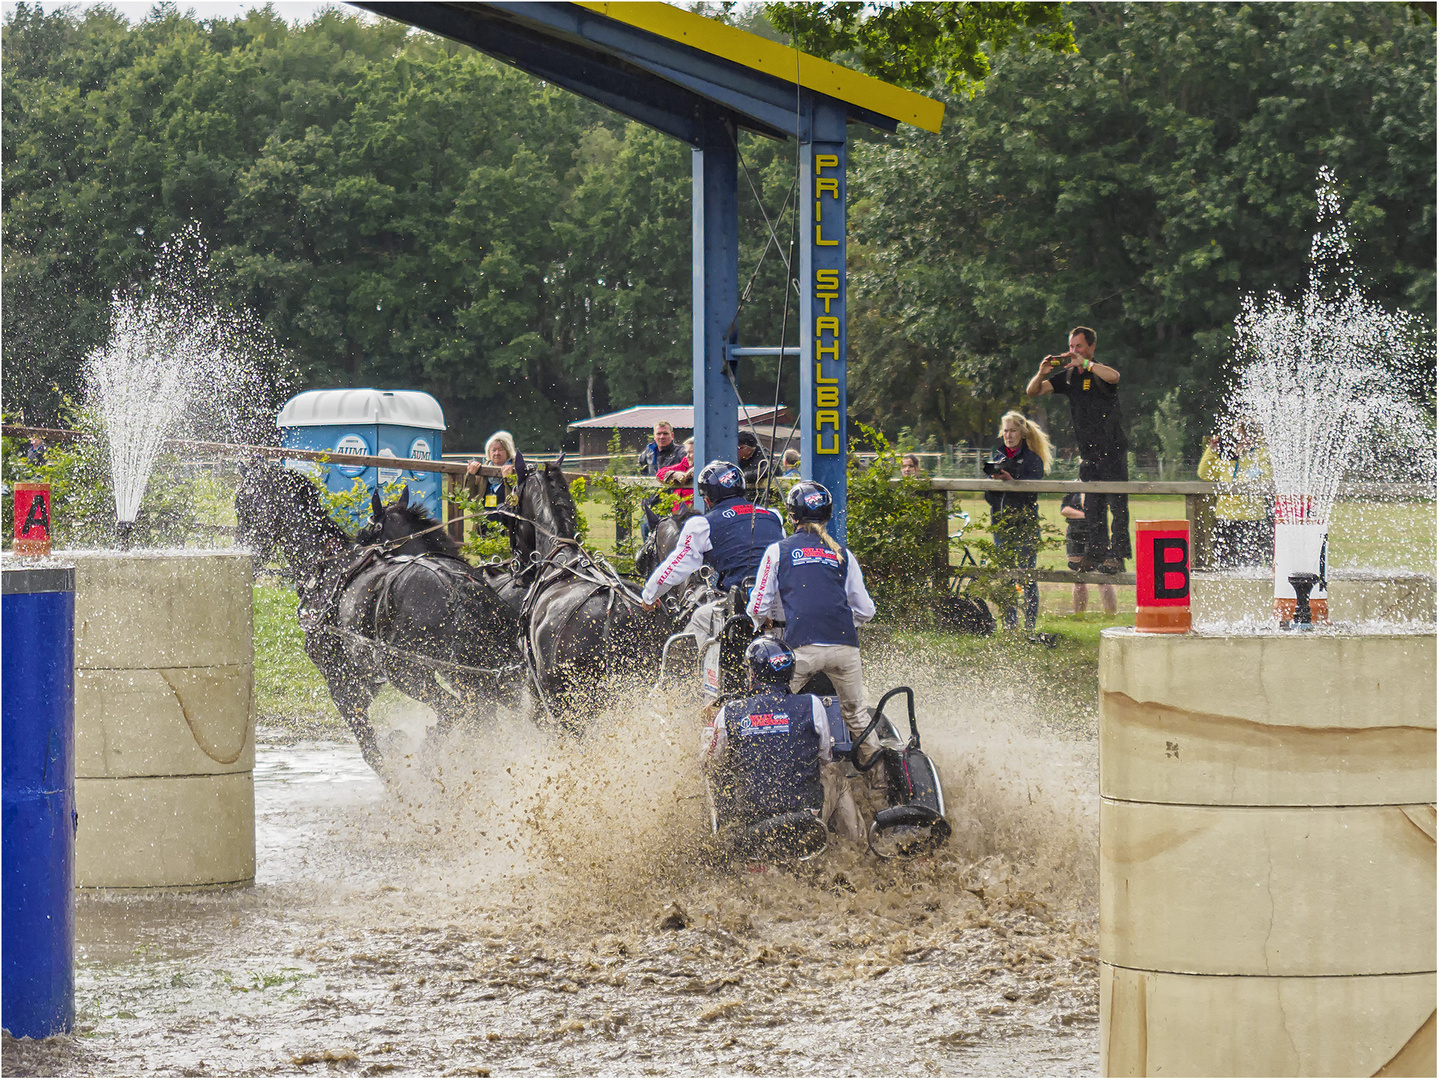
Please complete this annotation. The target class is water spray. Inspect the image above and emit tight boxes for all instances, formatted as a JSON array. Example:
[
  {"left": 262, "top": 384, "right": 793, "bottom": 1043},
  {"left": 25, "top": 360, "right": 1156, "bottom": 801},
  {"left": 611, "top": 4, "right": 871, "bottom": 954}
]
[{"left": 1230, "top": 167, "right": 1433, "bottom": 628}]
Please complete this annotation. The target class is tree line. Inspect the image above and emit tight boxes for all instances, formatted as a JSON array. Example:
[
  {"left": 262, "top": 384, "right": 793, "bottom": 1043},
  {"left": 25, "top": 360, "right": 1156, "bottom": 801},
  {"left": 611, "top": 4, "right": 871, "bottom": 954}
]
[{"left": 3, "top": 2, "right": 1433, "bottom": 456}]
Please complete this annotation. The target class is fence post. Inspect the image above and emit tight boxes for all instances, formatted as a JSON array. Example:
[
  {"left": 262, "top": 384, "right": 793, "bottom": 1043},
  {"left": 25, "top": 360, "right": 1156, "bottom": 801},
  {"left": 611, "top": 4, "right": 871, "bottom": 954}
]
[
  {"left": 445, "top": 472, "right": 464, "bottom": 543},
  {"left": 1185, "top": 493, "right": 1217, "bottom": 570}
]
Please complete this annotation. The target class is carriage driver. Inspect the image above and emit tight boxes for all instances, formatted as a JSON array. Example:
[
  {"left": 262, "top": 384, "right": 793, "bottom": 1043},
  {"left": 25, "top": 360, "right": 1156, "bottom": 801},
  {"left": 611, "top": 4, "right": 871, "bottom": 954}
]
[
  {"left": 639, "top": 460, "right": 785, "bottom": 610},
  {"left": 701, "top": 638, "right": 861, "bottom": 846}
]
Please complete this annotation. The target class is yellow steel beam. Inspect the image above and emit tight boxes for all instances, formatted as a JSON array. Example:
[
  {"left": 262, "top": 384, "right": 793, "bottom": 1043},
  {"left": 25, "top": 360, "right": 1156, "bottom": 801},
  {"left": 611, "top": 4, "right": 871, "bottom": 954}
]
[{"left": 571, "top": 1, "right": 944, "bottom": 133}]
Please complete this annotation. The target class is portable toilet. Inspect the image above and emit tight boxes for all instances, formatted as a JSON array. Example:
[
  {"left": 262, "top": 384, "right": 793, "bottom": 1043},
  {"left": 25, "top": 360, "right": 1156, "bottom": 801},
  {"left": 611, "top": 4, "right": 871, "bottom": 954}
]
[{"left": 276, "top": 389, "right": 446, "bottom": 522}]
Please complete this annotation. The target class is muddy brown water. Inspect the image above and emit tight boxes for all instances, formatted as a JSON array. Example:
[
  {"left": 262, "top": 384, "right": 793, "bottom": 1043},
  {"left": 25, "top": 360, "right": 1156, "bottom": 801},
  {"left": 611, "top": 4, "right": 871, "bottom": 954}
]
[{"left": 4, "top": 653, "right": 1101, "bottom": 1076}]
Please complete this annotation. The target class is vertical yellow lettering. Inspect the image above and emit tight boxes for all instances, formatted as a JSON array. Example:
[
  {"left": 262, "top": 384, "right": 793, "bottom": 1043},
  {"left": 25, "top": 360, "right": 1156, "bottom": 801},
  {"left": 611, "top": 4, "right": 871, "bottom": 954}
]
[
  {"left": 815, "top": 317, "right": 840, "bottom": 335},
  {"left": 815, "top": 270, "right": 840, "bottom": 290},
  {"left": 815, "top": 154, "right": 839, "bottom": 172},
  {"left": 817, "top": 432, "right": 840, "bottom": 455},
  {"left": 816, "top": 178, "right": 840, "bottom": 198},
  {"left": 816, "top": 386, "right": 840, "bottom": 407},
  {"left": 815, "top": 364, "right": 838, "bottom": 385}
]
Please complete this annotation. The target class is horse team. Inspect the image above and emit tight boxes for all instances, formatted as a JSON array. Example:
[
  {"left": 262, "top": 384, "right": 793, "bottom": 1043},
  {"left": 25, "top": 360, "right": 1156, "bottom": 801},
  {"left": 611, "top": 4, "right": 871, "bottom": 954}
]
[{"left": 235, "top": 458, "right": 680, "bottom": 773}]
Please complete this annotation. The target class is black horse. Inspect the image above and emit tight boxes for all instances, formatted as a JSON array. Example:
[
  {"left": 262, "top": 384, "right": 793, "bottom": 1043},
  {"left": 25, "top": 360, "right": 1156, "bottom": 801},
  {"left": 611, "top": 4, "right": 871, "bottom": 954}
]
[
  {"left": 235, "top": 460, "right": 520, "bottom": 772},
  {"left": 357, "top": 484, "right": 532, "bottom": 618},
  {"left": 508, "top": 458, "right": 673, "bottom": 724},
  {"left": 634, "top": 500, "right": 698, "bottom": 581}
]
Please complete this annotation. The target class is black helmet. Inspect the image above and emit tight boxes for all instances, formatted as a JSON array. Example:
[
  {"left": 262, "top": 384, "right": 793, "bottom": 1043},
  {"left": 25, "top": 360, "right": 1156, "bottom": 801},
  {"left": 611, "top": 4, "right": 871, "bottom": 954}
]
[
  {"left": 785, "top": 480, "right": 833, "bottom": 524},
  {"left": 697, "top": 460, "right": 745, "bottom": 505},
  {"left": 745, "top": 637, "right": 795, "bottom": 687}
]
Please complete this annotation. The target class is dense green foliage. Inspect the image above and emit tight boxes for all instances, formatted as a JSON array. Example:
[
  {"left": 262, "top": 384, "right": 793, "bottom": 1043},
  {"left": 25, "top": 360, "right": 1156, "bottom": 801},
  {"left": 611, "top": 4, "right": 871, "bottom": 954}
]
[
  {"left": 843, "top": 2, "right": 1436, "bottom": 453},
  {"left": 765, "top": 1, "right": 1075, "bottom": 94},
  {"left": 3, "top": 2, "right": 1432, "bottom": 462}
]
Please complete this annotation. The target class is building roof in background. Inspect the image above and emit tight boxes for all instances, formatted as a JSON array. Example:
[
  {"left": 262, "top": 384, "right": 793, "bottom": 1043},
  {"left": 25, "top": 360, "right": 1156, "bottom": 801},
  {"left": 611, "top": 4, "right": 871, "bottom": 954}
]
[{"left": 568, "top": 404, "right": 788, "bottom": 430}]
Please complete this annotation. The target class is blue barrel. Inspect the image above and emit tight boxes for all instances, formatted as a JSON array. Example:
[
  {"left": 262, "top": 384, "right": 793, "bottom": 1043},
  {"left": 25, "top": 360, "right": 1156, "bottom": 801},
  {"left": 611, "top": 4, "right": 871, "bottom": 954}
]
[{"left": 2, "top": 565, "right": 76, "bottom": 1039}]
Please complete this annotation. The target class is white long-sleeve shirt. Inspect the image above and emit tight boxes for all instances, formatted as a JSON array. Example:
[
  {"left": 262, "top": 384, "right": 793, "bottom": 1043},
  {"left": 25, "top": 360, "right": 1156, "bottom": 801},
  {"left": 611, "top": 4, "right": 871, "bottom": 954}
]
[
  {"left": 745, "top": 540, "right": 877, "bottom": 642},
  {"left": 700, "top": 693, "right": 835, "bottom": 765},
  {"left": 640, "top": 514, "right": 711, "bottom": 604}
]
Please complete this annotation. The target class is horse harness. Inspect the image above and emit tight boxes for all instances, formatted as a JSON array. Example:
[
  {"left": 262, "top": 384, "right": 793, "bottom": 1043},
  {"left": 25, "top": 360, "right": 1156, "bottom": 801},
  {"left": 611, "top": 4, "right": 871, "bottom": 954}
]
[{"left": 299, "top": 546, "right": 523, "bottom": 682}]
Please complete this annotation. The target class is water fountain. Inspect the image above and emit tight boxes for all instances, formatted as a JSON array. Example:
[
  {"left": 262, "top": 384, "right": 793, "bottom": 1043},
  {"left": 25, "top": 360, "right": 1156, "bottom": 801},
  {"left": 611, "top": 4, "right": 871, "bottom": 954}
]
[
  {"left": 55, "top": 227, "right": 279, "bottom": 889},
  {"left": 1099, "top": 175, "right": 1436, "bottom": 1076}
]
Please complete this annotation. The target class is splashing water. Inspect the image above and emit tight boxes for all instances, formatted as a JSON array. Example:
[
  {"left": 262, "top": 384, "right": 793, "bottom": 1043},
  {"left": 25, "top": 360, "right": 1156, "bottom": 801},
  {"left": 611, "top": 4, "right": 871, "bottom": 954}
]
[
  {"left": 84, "top": 224, "right": 287, "bottom": 527},
  {"left": 1228, "top": 169, "right": 1435, "bottom": 596},
  {"left": 1231, "top": 168, "right": 1432, "bottom": 529}
]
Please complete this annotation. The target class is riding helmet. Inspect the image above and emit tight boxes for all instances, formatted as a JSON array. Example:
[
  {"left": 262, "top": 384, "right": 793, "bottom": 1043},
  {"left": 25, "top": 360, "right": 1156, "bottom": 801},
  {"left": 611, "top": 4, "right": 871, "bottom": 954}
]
[
  {"left": 785, "top": 480, "right": 833, "bottom": 524},
  {"left": 745, "top": 637, "right": 795, "bottom": 686},
  {"left": 697, "top": 460, "right": 745, "bottom": 505}
]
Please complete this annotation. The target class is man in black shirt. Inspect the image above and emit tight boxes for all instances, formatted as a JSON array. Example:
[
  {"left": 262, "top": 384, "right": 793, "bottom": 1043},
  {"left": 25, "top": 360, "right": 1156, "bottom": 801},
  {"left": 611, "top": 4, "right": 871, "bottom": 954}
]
[{"left": 1025, "top": 326, "right": 1130, "bottom": 572}]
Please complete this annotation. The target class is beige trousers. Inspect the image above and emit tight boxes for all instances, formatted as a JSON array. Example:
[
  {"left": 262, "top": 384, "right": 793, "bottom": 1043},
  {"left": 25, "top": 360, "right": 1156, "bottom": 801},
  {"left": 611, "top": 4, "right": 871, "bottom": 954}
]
[
  {"left": 789, "top": 643, "right": 865, "bottom": 740},
  {"left": 793, "top": 643, "right": 884, "bottom": 833}
]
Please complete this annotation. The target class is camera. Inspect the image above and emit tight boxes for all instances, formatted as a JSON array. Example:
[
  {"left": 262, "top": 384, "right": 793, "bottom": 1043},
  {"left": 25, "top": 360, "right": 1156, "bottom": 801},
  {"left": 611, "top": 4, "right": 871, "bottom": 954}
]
[{"left": 982, "top": 459, "right": 1004, "bottom": 477}]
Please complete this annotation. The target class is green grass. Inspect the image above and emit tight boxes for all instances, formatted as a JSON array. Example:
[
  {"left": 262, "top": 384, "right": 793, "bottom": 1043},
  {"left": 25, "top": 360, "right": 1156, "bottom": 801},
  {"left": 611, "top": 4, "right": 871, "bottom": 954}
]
[{"left": 252, "top": 583, "right": 341, "bottom": 725}]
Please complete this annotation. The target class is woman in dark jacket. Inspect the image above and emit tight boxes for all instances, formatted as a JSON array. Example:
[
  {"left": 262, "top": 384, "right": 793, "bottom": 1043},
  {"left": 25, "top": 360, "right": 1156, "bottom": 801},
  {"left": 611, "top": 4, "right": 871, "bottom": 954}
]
[{"left": 984, "top": 410, "right": 1054, "bottom": 631}]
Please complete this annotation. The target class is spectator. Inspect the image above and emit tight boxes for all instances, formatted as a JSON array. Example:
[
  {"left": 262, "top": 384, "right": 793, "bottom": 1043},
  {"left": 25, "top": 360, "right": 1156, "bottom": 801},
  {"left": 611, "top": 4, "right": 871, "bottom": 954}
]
[
  {"left": 638, "top": 421, "right": 684, "bottom": 476},
  {"left": 900, "top": 453, "right": 922, "bottom": 479},
  {"left": 737, "top": 430, "right": 772, "bottom": 500},
  {"left": 1061, "top": 492, "right": 1118, "bottom": 614},
  {"left": 464, "top": 430, "right": 525, "bottom": 534},
  {"left": 1198, "top": 420, "right": 1273, "bottom": 568},
  {"left": 24, "top": 434, "right": 47, "bottom": 467},
  {"left": 1025, "top": 325, "right": 1130, "bottom": 574},
  {"left": 638, "top": 422, "right": 685, "bottom": 539},
  {"left": 779, "top": 448, "right": 801, "bottom": 478},
  {"left": 983, "top": 411, "right": 1053, "bottom": 631},
  {"left": 657, "top": 436, "right": 695, "bottom": 509}
]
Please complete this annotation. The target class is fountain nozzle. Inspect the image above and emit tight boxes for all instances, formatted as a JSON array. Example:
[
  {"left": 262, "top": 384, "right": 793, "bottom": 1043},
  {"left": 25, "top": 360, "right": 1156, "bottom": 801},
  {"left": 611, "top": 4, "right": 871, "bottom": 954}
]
[
  {"left": 115, "top": 520, "right": 136, "bottom": 551},
  {"left": 1285, "top": 572, "right": 1322, "bottom": 629}
]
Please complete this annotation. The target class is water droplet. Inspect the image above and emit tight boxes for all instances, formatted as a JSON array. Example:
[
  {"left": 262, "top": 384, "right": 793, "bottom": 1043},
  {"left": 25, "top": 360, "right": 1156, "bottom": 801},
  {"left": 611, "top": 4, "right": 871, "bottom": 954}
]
[{"left": 135, "top": 227, "right": 145, "bottom": 235}]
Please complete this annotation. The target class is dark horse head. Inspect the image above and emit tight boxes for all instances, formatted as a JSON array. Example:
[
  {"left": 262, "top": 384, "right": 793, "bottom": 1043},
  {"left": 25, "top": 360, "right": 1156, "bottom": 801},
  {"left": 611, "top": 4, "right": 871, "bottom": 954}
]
[
  {"left": 635, "top": 499, "right": 699, "bottom": 580},
  {"left": 509, "top": 455, "right": 578, "bottom": 563},
  {"left": 356, "top": 486, "right": 464, "bottom": 559},
  {"left": 234, "top": 458, "right": 351, "bottom": 576}
]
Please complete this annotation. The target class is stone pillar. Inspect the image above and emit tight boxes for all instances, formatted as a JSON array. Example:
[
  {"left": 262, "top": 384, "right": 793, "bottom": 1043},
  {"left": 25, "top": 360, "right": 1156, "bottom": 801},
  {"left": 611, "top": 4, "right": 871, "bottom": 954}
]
[
  {"left": 1099, "top": 629, "right": 1436, "bottom": 1076},
  {"left": 68, "top": 552, "right": 255, "bottom": 889}
]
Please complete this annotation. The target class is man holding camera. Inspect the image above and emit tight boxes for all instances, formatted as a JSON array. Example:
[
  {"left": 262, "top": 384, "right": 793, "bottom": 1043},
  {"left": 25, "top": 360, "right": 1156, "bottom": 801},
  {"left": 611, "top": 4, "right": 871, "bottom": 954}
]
[{"left": 1025, "top": 326, "right": 1130, "bottom": 573}]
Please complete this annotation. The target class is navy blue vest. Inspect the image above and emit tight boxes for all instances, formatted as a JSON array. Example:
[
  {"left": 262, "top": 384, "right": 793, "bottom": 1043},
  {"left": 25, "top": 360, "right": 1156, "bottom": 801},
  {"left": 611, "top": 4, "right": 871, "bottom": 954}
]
[
  {"left": 775, "top": 533, "right": 859, "bottom": 649},
  {"left": 713, "top": 688, "right": 823, "bottom": 827},
  {"left": 704, "top": 498, "right": 784, "bottom": 591}
]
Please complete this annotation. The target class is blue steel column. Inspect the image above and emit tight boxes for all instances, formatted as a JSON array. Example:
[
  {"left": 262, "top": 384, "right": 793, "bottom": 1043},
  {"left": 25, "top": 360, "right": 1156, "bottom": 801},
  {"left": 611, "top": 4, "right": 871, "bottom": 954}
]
[
  {"left": 798, "top": 101, "right": 848, "bottom": 540},
  {"left": 2, "top": 566, "right": 76, "bottom": 1039},
  {"left": 692, "top": 111, "right": 740, "bottom": 474}
]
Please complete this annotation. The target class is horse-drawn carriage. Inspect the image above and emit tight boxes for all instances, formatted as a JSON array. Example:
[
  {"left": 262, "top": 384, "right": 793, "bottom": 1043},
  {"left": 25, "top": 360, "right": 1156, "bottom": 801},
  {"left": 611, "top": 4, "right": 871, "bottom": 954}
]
[
  {"left": 648, "top": 559, "right": 951, "bottom": 863},
  {"left": 235, "top": 458, "right": 950, "bottom": 864}
]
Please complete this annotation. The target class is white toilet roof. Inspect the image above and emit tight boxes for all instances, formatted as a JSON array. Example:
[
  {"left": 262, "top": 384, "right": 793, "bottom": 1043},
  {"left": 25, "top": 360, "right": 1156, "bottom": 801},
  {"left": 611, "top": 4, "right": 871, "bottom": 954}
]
[{"left": 278, "top": 389, "right": 446, "bottom": 430}]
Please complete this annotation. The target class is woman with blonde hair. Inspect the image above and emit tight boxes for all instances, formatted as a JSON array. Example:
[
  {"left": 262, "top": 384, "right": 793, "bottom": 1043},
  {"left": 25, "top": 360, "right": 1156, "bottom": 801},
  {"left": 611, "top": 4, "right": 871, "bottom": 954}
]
[
  {"left": 983, "top": 411, "right": 1052, "bottom": 631},
  {"left": 464, "top": 430, "right": 526, "bottom": 534}
]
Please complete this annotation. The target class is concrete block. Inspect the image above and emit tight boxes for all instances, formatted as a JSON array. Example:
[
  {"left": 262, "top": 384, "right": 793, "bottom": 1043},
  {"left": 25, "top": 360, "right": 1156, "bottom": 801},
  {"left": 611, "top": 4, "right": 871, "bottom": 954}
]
[
  {"left": 1101, "top": 963, "right": 1435, "bottom": 1077},
  {"left": 1100, "top": 631, "right": 1435, "bottom": 806},
  {"left": 66, "top": 551, "right": 253, "bottom": 669},
  {"left": 75, "top": 773, "right": 255, "bottom": 888},
  {"left": 1101, "top": 799, "right": 1436, "bottom": 977},
  {"left": 74, "top": 666, "right": 254, "bottom": 778}
]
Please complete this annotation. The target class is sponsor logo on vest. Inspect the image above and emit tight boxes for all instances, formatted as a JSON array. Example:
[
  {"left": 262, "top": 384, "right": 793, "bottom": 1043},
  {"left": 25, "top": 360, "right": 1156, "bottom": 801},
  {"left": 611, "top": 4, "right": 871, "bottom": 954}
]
[
  {"left": 721, "top": 503, "right": 758, "bottom": 519},
  {"left": 741, "top": 711, "right": 791, "bottom": 734},
  {"left": 791, "top": 546, "right": 839, "bottom": 566}
]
